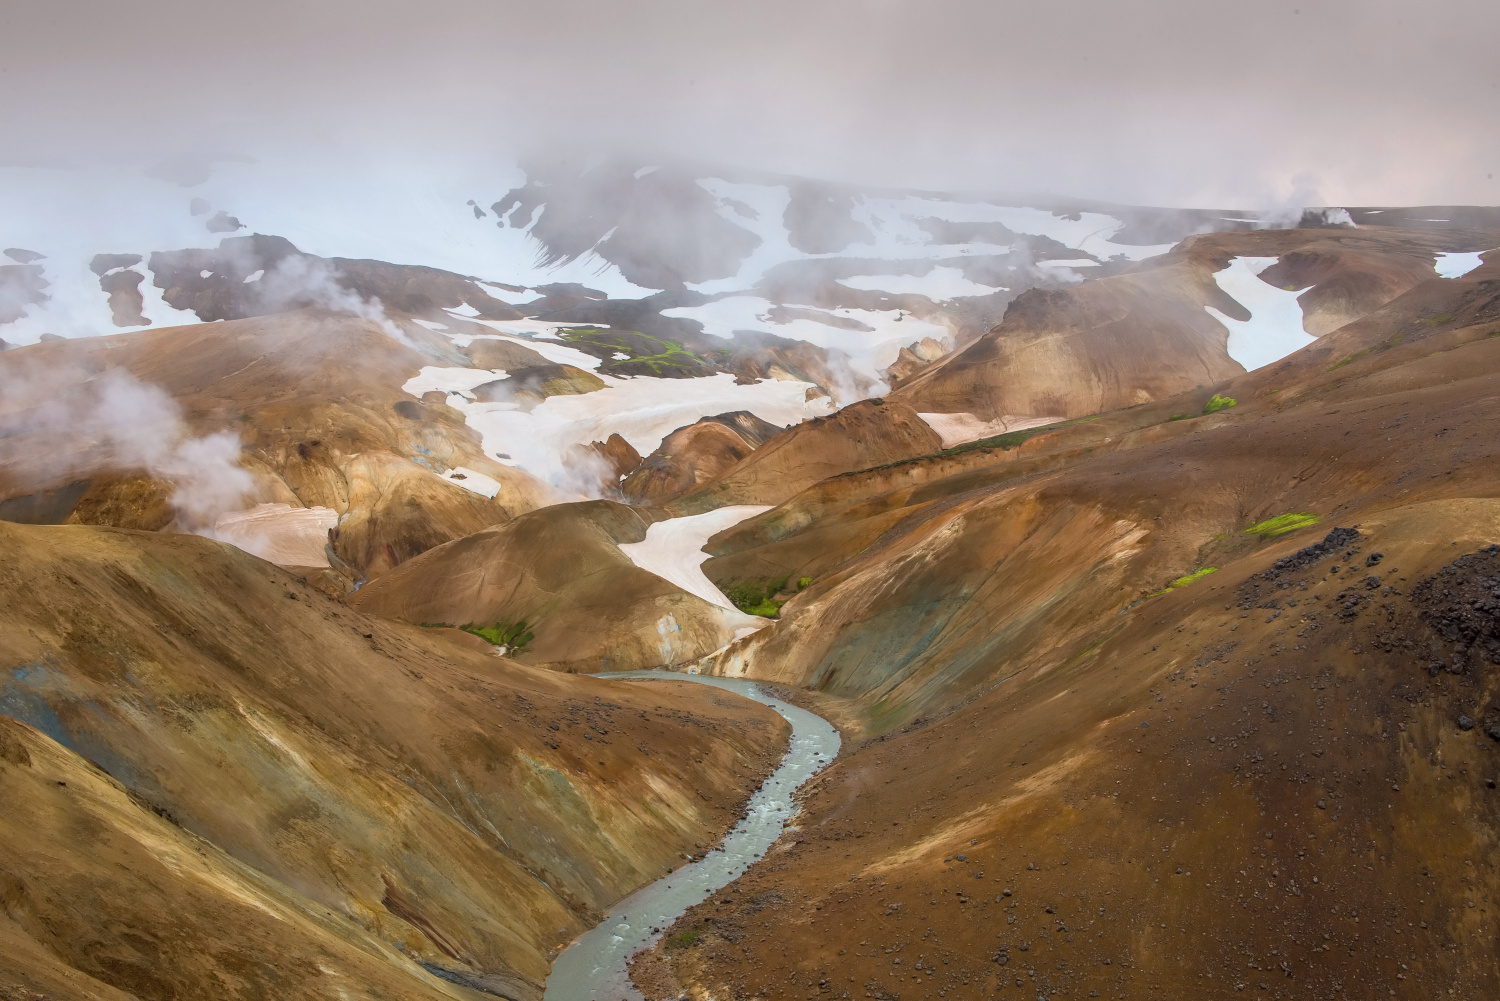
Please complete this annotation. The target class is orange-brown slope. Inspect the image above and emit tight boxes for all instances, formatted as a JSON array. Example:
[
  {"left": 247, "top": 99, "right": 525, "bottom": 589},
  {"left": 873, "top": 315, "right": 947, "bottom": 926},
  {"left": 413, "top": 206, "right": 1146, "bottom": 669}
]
[
  {"left": 622, "top": 412, "right": 785, "bottom": 505},
  {"left": 893, "top": 226, "right": 1483, "bottom": 421},
  {"left": 0, "top": 522, "right": 788, "bottom": 999},
  {"left": 670, "top": 398, "right": 942, "bottom": 513},
  {"left": 652, "top": 514, "right": 1500, "bottom": 1001},
  {"left": 0, "top": 310, "right": 554, "bottom": 577},
  {"left": 640, "top": 245, "right": 1500, "bottom": 1001},
  {"left": 350, "top": 500, "right": 761, "bottom": 672},
  {"left": 703, "top": 254, "right": 1500, "bottom": 721}
]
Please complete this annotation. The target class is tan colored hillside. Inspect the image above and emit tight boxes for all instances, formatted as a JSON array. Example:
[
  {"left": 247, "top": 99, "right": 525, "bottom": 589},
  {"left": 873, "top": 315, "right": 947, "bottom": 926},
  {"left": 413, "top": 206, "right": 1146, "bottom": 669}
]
[
  {"left": 635, "top": 233, "right": 1500, "bottom": 1000},
  {"left": 0, "top": 523, "right": 788, "bottom": 999}
]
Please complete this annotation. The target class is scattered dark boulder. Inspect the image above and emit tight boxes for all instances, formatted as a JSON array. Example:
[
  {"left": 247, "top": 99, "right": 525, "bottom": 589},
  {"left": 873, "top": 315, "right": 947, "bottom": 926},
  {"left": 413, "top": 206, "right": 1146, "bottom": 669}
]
[
  {"left": 1411, "top": 544, "right": 1500, "bottom": 674},
  {"left": 1459, "top": 715, "right": 1476, "bottom": 731},
  {"left": 1238, "top": 526, "right": 1362, "bottom": 608}
]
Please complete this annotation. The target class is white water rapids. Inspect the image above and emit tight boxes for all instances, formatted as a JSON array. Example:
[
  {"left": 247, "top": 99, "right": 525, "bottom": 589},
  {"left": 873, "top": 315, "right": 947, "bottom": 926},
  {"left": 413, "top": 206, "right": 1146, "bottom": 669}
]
[{"left": 543, "top": 671, "right": 840, "bottom": 1001}]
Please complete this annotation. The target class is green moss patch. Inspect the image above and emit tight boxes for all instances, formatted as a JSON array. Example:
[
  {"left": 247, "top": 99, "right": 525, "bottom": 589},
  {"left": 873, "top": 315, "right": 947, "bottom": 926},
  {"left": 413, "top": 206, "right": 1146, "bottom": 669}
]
[
  {"left": 1202, "top": 393, "right": 1237, "bottom": 414},
  {"left": 1244, "top": 512, "right": 1320, "bottom": 539},
  {"left": 723, "top": 576, "right": 790, "bottom": 618},
  {"left": 559, "top": 327, "right": 712, "bottom": 378},
  {"left": 463, "top": 620, "right": 534, "bottom": 652}
]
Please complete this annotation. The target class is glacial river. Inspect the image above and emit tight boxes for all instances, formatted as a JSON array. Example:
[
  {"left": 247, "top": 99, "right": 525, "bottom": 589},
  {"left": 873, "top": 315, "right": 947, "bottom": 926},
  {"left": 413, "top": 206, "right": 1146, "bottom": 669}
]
[{"left": 543, "top": 671, "right": 840, "bottom": 1001}]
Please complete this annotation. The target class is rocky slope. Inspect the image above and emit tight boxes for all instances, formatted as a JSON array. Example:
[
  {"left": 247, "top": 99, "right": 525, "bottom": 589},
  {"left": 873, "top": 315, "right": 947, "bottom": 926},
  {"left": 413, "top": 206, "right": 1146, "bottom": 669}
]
[
  {"left": 894, "top": 226, "right": 1473, "bottom": 421},
  {"left": 633, "top": 234, "right": 1500, "bottom": 999},
  {"left": 0, "top": 522, "right": 789, "bottom": 999}
]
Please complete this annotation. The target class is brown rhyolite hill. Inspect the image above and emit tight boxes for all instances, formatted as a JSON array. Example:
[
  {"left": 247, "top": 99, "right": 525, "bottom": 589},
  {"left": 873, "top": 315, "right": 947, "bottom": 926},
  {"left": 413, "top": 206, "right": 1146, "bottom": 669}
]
[
  {"left": 0, "top": 522, "right": 788, "bottom": 1000},
  {"left": 670, "top": 398, "right": 942, "bottom": 512},
  {"left": 633, "top": 235, "right": 1500, "bottom": 1001},
  {"left": 0, "top": 310, "right": 555, "bottom": 578},
  {"left": 622, "top": 411, "right": 785, "bottom": 504},
  {"left": 350, "top": 500, "right": 760, "bottom": 672},
  {"left": 894, "top": 226, "right": 1474, "bottom": 420}
]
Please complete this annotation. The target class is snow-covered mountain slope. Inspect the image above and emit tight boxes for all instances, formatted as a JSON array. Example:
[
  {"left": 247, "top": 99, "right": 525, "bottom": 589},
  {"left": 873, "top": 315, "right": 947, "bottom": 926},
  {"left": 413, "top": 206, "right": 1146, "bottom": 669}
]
[{"left": 4, "top": 154, "right": 1494, "bottom": 498}]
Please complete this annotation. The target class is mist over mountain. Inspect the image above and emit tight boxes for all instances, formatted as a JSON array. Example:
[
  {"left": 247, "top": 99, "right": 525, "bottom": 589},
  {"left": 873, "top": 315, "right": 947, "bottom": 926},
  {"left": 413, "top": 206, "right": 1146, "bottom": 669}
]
[{"left": 2, "top": 4, "right": 1499, "bottom": 1001}]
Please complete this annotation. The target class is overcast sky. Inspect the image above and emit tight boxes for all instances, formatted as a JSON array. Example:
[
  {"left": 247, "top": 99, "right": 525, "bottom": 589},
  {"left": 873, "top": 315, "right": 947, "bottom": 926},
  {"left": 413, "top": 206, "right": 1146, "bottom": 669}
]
[{"left": 3, "top": 0, "right": 1496, "bottom": 207}]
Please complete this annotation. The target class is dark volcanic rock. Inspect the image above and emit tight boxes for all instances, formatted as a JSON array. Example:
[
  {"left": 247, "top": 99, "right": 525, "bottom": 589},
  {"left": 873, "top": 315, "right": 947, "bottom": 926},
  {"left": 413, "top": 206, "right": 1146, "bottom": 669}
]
[
  {"left": 1411, "top": 544, "right": 1500, "bottom": 675},
  {"left": 1237, "top": 527, "right": 1362, "bottom": 608}
]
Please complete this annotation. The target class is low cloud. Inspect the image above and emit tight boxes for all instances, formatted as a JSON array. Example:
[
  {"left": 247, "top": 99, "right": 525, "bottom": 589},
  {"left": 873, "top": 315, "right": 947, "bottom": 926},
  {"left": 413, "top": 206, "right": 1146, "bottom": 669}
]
[{"left": 0, "top": 359, "right": 254, "bottom": 530}]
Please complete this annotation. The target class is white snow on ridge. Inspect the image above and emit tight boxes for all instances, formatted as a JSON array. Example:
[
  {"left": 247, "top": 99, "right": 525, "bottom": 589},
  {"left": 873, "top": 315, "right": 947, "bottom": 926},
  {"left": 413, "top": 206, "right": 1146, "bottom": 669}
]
[
  {"left": 617, "top": 506, "right": 772, "bottom": 610},
  {"left": 836, "top": 267, "right": 1003, "bottom": 299},
  {"left": 438, "top": 466, "right": 501, "bottom": 499},
  {"left": 402, "top": 366, "right": 507, "bottom": 398},
  {"left": 0, "top": 159, "right": 659, "bottom": 346},
  {"left": 449, "top": 326, "right": 606, "bottom": 371},
  {"left": 685, "top": 179, "right": 1171, "bottom": 299},
  {"left": 663, "top": 296, "right": 954, "bottom": 394},
  {"left": 1204, "top": 256, "right": 1315, "bottom": 372},
  {"left": 1434, "top": 251, "right": 1487, "bottom": 279},
  {"left": 917, "top": 412, "right": 1063, "bottom": 448}
]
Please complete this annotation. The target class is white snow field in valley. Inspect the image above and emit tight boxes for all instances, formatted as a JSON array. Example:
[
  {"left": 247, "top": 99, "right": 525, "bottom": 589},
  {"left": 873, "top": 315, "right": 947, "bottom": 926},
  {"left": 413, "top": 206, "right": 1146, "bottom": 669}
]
[
  {"left": 403, "top": 364, "right": 829, "bottom": 487},
  {"left": 1204, "top": 256, "right": 1316, "bottom": 372},
  {"left": 617, "top": 506, "right": 773, "bottom": 611}
]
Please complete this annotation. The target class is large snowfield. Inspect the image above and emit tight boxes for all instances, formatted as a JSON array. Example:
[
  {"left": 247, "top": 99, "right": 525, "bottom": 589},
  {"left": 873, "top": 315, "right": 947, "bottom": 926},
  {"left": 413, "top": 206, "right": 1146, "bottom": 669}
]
[
  {"left": 617, "top": 506, "right": 772, "bottom": 610},
  {"left": 1204, "top": 256, "right": 1316, "bottom": 372}
]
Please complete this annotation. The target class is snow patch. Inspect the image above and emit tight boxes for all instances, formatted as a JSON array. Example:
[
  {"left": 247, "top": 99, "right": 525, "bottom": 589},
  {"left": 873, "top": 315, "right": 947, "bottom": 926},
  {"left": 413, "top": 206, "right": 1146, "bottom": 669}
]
[
  {"left": 663, "top": 296, "right": 953, "bottom": 397},
  {"left": 1434, "top": 251, "right": 1486, "bottom": 279},
  {"left": 438, "top": 466, "right": 501, "bottom": 499},
  {"left": 413, "top": 368, "right": 828, "bottom": 488},
  {"left": 917, "top": 412, "right": 1063, "bottom": 448},
  {"left": 618, "top": 506, "right": 772, "bottom": 610},
  {"left": 210, "top": 503, "right": 339, "bottom": 567},
  {"left": 1204, "top": 256, "right": 1316, "bottom": 372},
  {"left": 402, "top": 366, "right": 507, "bottom": 399}
]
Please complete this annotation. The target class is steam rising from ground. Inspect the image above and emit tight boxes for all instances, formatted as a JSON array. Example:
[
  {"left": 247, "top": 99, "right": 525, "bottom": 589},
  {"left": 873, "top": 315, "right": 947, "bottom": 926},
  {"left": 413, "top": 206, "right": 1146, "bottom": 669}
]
[
  {"left": 253, "top": 255, "right": 413, "bottom": 345},
  {"left": 0, "top": 359, "right": 253, "bottom": 529}
]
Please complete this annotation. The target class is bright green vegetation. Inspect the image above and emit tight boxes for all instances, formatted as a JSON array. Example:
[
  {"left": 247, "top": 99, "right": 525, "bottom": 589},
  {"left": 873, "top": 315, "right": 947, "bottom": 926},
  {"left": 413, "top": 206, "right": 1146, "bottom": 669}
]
[
  {"left": 1202, "top": 393, "right": 1237, "bottom": 414},
  {"left": 1148, "top": 567, "right": 1217, "bottom": 598},
  {"left": 1168, "top": 567, "right": 1217, "bottom": 589},
  {"left": 669, "top": 931, "right": 699, "bottom": 949},
  {"left": 939, "top": 415, "right": 1100, "bottom": 457},
  {"left": 797, "top": 576, "right": 812, "bottom": 590},
  {"left": 1169, "top": 413, "right": 1191, "bottom": 421},
  {"left": 559, "top": 327, "right": 710, "bottom": 377},
  {"left": 1244, "top": 512, "right": 1321, "bottom": 538},
  {"left": 463, "top": 620, "right": 534, "bottom": 652},
  {"left": 724, "top": 576, "right": 790, "bottom": 618}
]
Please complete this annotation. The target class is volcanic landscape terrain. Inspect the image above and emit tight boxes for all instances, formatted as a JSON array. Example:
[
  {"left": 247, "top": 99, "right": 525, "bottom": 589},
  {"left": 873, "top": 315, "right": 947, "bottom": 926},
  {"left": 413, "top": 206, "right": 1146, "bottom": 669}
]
[{"left": 1, "top": 156, "right": 1497, "bottom": 1001}]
